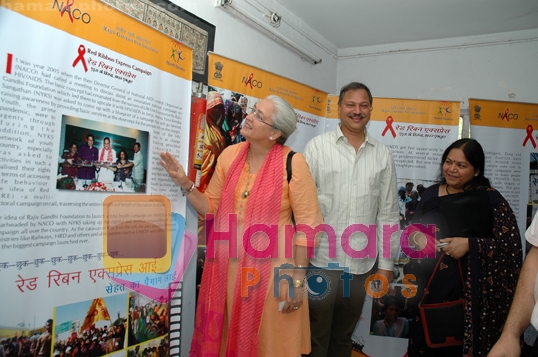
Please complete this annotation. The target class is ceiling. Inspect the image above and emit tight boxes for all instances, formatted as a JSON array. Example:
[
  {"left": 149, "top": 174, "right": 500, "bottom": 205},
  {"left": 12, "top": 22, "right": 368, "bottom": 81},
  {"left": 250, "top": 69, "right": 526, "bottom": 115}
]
[{"left": 271, "top": 0, "right": 538, "bottom": 49}]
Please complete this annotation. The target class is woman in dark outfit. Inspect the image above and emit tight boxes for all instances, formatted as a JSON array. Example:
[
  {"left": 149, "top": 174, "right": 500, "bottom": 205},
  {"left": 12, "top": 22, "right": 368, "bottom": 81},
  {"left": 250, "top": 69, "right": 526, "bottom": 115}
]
[{"left": 407, "top": 138, "right": 522, "bottom": 356}]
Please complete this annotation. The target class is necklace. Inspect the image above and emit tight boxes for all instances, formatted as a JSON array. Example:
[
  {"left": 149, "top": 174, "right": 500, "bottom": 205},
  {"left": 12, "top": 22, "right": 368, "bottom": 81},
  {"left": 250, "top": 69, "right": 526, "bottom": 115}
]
[
  {"left": 242, "top": 151, "right": 251, "bottom": 199},
  {"left": 446, "top": 185, "right": 451, "bottom": 195}
]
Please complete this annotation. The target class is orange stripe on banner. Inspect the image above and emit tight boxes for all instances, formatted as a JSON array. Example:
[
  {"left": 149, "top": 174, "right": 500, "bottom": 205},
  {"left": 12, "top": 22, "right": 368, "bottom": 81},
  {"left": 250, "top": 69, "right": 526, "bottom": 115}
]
[
  {"left": 469, "top": 98, "right": 538, "bottom": 129},
  {"left": 1, "top": 0, "right": 192, "bottom": 80},
  {"left": 208, "top": 53, "right": 327, "bottom": 116},
  {"left": 371, "top": 98, "right": 460, "bottom": 126}
]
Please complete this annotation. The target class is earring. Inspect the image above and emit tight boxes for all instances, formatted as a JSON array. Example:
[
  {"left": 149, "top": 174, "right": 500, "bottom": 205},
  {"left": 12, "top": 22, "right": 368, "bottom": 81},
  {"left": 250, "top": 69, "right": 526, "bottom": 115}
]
[
  {"left": 475, "top": 174, "right": 478, "bottom": 176},
  {"left": 269, "top": 136, "right": 273, "bottom": 140}
]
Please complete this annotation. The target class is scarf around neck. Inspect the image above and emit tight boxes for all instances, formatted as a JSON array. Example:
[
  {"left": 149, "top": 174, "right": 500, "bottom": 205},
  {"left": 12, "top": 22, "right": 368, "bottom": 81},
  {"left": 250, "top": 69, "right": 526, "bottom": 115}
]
[
  {"left": 190, "top": 142, "right": 284, "bottom": 357},
  {"left": 99, "top": 147, "right": 113, "bottom": 162}
]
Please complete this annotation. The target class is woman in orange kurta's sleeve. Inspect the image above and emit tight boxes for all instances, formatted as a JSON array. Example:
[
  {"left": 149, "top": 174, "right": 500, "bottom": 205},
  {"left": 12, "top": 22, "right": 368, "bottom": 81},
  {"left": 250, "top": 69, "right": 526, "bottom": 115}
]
[{"left": 161, "top": 95, "right": 323, "bottom": 357}]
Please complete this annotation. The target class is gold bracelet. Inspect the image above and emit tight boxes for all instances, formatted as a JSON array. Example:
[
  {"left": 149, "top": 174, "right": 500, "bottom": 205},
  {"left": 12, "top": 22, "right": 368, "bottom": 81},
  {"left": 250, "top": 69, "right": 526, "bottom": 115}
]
[{"left": 293, "top": 279, "right": 304, "bottom": 288}]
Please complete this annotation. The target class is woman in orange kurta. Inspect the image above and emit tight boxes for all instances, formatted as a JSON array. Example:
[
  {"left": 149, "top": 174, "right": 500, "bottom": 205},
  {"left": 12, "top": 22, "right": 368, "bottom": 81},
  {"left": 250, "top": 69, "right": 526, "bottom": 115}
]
[{"left": 161, "top": 95, "right": 323, "bottom": 357}]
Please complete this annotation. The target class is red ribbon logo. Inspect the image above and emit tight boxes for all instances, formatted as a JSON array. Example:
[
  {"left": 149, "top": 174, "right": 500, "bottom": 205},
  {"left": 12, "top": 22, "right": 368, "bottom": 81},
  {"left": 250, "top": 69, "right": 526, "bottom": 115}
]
[
  {"left": 60, "top": 0, "right": 75, "bottom": 23},
  {"left": 244, "top": 73, "right": 254, "bottom": 89},
  {"left": 72, "top": 45, "right": 88, "bottom": 72},
  {"left": 381, "top": 116, "right": 396, "bottom": 138},
  {"left": 523, "top": 125, "right": 536, "bottom": 148}
]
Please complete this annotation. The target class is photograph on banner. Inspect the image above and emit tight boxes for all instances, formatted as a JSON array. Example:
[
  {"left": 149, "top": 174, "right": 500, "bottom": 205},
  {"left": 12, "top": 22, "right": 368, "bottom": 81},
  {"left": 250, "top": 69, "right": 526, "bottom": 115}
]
[
  {"left": 127, "top": 335, "right": 169, "bottom": 357},
  {"left": 58, "top": 116, "right": 150, "bottom": 192},
  {"left": 0, "top": 0, "right": 192, "bottom": 339},
  {"left": 127, "top": 292, "right": 170, "bottom": 347},
  {"left": 53, "top": 294, "right": 128, "bottom": 356},
  {"left": 198, "top": 86, "right": 258, "bottom": 193},
  {"left": 369, "top": 284, "right": 409, "bottom": 339},
  {"left": 351, "top": 290, "right": 408, "bottom": 357},
  {"left": 470, "top": 98, "right": 538, "bottom": 233}
]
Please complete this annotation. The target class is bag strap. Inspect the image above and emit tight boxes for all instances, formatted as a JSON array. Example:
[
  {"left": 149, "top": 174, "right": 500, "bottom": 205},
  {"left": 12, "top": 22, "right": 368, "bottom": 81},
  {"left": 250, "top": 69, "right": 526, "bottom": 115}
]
[
  {"left": 419, "top": 252, "right": 464, "bottom": 305},
  {"left": 286, "top": 150, "right": 296, "bottom": 183},
  {"left": 286, "top": 151, "right": 296, "bottom": 225}
]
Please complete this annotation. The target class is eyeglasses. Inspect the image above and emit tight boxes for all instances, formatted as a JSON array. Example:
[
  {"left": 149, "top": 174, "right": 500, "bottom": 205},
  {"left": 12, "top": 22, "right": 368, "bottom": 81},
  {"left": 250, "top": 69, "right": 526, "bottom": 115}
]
[{"left": 249, "top": 106, "right": 277, "bottom": 129}]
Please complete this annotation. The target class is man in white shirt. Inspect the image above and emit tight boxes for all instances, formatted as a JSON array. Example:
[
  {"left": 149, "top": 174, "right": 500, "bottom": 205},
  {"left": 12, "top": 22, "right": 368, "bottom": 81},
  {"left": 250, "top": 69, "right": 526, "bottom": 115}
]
[
  {"left": 97, "top": 137, "right": 116, "bottom": 183},
  {"left": 304, "top": 82, "right": 399, "bottom": 357},
  {"left": 132, "top": 142, "right": 144, "bottom": 184}
]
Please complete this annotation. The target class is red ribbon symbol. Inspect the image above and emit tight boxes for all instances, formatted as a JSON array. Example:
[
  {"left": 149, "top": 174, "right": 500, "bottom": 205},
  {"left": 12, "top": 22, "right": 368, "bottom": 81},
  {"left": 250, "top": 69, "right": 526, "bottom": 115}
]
[
  {"left": 523, "top": 125, "right": 536, "bottom": 148},
  {"left": 72, "top": 45, "right": 88, "bottom": 72},
  {"left": 245, "top": 72, "right": 254, "bottom": 89},
  {"left": 503, "top": 108, "right": 510, "bottom": 121},
  {"left": 60, "top": 0, "right": 75, "bottom": 23},
  {"left": 381, "top": 116, "right": 396, "bottom": 138}
]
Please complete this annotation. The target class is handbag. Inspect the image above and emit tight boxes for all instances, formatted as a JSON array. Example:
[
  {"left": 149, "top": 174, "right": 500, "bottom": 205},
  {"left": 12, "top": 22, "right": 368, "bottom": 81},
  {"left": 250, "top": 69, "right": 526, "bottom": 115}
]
[{"left": 418, "top": 252, "right": 465, "bottom": 348}]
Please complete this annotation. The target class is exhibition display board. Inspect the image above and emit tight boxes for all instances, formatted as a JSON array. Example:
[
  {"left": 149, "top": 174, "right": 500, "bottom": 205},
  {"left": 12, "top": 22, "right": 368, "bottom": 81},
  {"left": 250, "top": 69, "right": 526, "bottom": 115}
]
[
  {"left": 470, "top": 99, "right": 538, "bottom": 232},
  {"left": 207, "top": 53, "right": 328, "bottom": 152}
]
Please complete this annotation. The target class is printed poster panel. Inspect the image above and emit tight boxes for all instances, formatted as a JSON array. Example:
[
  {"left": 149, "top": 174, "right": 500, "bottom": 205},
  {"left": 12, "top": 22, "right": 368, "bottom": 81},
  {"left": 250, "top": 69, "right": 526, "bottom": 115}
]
[
  {"left": 469, "top": 98, "right": 538, "bottom": 234},
  {"left": 207, "top": 53, "right": 327, "bottom": 154},
  {"left": 0, "top": 2, "right": 194, "bottom": 355}
]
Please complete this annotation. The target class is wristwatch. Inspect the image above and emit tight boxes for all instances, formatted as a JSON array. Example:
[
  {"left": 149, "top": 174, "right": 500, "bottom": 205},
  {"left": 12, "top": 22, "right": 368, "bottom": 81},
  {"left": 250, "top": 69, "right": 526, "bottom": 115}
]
[{"left": 293, "top": 279, "right": 303, "bottom": 288}]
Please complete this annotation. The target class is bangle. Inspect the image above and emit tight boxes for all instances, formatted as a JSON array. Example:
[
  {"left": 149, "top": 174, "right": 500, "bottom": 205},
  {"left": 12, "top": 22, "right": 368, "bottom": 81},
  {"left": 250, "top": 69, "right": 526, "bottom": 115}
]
[
  {"left": 181, "top": 182, "right": 195, "bottom": 196},
  {"left": 293, "top": 279, "right": 304, "bottom": 288}
]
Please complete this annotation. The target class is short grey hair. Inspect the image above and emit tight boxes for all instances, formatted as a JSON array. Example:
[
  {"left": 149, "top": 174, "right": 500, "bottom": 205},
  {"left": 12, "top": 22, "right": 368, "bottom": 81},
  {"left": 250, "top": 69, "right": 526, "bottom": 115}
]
[{"left": 266, "top": 95, "right": 297, "bottom": 145}]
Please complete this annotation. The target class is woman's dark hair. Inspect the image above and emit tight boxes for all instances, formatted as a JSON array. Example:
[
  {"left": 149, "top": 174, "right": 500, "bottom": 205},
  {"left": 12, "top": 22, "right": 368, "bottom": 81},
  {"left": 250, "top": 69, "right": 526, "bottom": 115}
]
[
  {"left": 436, "top": 138, "right": 491, "bottom": 189},
  {"left": 382, "top": 296, "right": 403, "bottom": 312},
  {"left": 118, "top": 149, "right": 129, "bottom": 160}
]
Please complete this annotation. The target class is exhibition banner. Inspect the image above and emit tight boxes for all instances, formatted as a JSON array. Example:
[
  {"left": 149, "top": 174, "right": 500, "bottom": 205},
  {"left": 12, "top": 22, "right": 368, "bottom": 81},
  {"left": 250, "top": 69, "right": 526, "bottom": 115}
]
[
  {"left": 207, "top": 53, "right": 327, "bottom": 153},
  {"left": 325, "top": 97, "right": 460, "bottom": 184},
  {"left": 370, "top": 98, "right": 460, "bottom": 183},
  {"left": 469, "top": 98, "right": 538, "bottom": 233},
  {"left": 0, "top": 1, "right": 193, "bottom": 355}
]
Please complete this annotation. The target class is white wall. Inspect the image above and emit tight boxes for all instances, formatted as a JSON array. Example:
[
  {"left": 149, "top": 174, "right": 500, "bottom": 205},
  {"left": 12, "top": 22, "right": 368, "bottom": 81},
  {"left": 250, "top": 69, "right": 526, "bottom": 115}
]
[
  {"left": 337, "top": 29, "right": 538, "bottom": 106},
  {"left": 171, "top": 0, "right": 339, "bottom": 94}
]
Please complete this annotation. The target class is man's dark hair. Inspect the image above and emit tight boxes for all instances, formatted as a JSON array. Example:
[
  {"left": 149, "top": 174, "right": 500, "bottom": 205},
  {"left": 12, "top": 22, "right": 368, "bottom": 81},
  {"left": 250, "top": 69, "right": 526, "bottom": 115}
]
[{"left": 338, "top": 82, "right": 373, "bottom": 106}]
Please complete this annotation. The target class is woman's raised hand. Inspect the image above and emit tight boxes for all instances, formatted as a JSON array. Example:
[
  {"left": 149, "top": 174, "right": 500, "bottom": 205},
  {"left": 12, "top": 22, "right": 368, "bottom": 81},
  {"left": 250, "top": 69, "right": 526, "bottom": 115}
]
[{"left": 160, "top": 152, "right": 190, "bottom": 188}]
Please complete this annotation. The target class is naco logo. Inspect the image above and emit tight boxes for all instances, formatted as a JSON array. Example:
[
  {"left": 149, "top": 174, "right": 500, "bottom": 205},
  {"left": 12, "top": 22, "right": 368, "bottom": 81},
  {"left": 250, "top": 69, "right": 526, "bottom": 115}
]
[
  {"left": 52, "top": 0, "right": 91, "bottom": 24},
  {"left": 242, "top": 73, "right": 263, "bottom": 89},
  {"left": 498, "top": 108, "right": 518, "bottom": 122}
]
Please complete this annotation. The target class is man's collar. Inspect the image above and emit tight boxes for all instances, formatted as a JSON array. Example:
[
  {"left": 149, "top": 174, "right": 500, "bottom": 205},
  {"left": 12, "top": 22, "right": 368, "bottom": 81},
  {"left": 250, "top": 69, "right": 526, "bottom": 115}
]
[{"left": 335, "top": 124, "right": 373, "bottom": 146}]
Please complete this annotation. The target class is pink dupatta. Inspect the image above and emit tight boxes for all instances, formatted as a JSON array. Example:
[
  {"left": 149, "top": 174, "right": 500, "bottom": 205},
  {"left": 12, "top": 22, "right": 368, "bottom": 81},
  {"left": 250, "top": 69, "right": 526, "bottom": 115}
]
[{"left": 190, "top": 143, "right": 284, "bottom": 357}]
